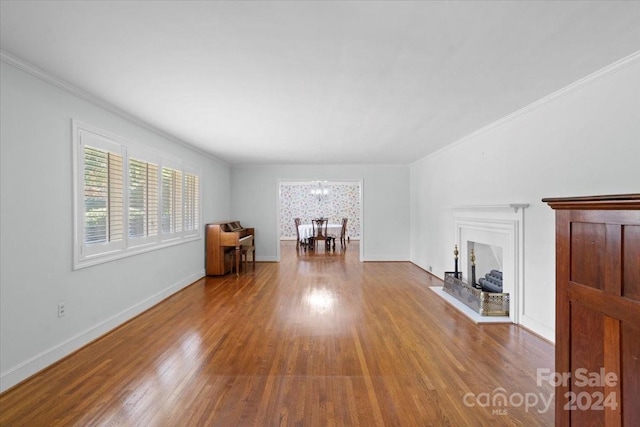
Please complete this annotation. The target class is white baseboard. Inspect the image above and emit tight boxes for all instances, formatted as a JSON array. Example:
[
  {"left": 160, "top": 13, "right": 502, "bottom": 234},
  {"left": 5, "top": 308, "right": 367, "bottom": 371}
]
[
  {"left": 0, "top": 270, "right": 204, "bottom": 393},
  {"left": 362, "top": 255, "right": 410, "bottom": 261},
  {"left": 520, "top": 315, "right": 555, "bottom": 343},
  {"left": 410, "top": 258, "right": 446, "bottom": 279},
  {"left": 256, "top": 256, "right": 278, "bottom": 262}
]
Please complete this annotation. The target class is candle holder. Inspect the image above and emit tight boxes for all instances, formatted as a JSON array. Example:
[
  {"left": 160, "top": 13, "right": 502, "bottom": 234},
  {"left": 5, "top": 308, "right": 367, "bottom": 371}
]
[
  {"left": 470, "top": 248, "right": 480, "bottom": 288},
  {"left": 444, "top": 244, "right": 462, "bottom": 280},
  {"left": 454, "top": 244, "right": 459, "bottom": 278}
]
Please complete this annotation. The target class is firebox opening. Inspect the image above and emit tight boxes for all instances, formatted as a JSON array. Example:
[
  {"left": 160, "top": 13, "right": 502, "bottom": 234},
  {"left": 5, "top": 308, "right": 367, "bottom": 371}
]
[{"left": 467, "top": 241, "right": 503, "bottom": 290}]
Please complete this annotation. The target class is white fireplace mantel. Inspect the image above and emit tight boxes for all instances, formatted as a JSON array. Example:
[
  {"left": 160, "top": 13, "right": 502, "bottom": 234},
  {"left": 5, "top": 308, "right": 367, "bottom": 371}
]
[
  {"left": 452, "top": 203, "right": 528, "bottom": 324},
  {"left": 453, "top": 203, "right": 530, "bottom": 215}
]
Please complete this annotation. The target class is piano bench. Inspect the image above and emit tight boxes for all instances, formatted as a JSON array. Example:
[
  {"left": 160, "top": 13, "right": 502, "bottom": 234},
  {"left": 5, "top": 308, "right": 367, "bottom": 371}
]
[{"left": 240, "top": 245, "right": 256, "bottom": 273}]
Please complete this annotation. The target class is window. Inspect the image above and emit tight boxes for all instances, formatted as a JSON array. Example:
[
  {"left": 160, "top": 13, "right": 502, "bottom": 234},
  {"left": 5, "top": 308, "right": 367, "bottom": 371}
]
[
  {"left": 73, "top": 121, "right": 202, "bottom": 269},
  {"left": 128, "top": 157, "right": 159, "bottom": 244}
]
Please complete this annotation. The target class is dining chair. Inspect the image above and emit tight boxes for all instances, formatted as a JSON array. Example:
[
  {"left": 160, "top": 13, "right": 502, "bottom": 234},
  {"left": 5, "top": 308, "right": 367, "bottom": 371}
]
[
  {"left": 294, "top": 217, "right": 304, "bottom": 249},
  {"left": 311, "top": 218, "right": 334, "bottom": 251},
  {"left": 339, "top": 217, "right": 348, "bottom": 247}
]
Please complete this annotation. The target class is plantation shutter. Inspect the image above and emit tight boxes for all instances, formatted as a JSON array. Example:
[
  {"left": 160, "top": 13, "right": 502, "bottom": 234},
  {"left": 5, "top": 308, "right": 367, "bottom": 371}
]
[
  {"left": 84, "top": 146, "right": 123, "bottom": 244},
  {"left": 184, "top": 173, "right": 200, "bottom": 233},
  {"left": 161, "top": 166, "right": 183, "bottom": 235},
  {"left": 129, "top": 158, "right": 159, "bottom": 239}
]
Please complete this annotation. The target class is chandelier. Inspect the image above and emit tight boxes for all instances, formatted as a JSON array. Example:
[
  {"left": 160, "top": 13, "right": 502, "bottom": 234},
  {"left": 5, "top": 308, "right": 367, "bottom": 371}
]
[{"left": 310, "top": 181, "right": 329, "bottom": 202}]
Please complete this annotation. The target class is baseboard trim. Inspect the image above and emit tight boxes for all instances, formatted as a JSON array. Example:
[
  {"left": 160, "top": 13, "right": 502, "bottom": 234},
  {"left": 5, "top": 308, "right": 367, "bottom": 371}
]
[
  {"left": 520, "top": 315, "right": 555, "bottom": 344},
  {"left": 362, "top": 256, "right": 410, "bottom": 262},
  {"left": 0, "top": 270, "right": 204, "bottom": 393}
]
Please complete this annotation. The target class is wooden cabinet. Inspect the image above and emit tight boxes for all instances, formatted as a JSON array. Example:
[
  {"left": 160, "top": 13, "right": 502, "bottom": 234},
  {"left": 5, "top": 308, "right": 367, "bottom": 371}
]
[{"left": 544, "top": 194, "right": 640, "bottom": 427}]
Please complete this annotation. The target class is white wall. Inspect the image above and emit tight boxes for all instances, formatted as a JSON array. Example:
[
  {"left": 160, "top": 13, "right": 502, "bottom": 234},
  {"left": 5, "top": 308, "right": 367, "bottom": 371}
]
[
  {"left": 0, "top": 61, "right": 231, "bottom": 392},
  {"left": 230, "top": 165, "right": 410, "bottom": 262},
  {"left": 410, "top": 56, "right": 640, "bottom": 342}
]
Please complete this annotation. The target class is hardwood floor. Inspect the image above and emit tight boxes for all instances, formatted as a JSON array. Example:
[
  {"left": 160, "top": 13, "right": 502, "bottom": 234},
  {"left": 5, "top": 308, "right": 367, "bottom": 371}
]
[{"left": 0, "top": 241, "right": 554, "bottom": 426}]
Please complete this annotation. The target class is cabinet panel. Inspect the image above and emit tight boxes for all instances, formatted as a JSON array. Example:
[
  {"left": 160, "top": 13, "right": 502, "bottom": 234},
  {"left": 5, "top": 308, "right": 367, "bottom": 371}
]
[
  {"left": 570, "top": 303, "right": 605, "bottom": 426},
  {"left": 622, "top": 225, "right": 640, "bottom": 302},
  {"left": 571, "top": 222, "right": 606, "bottom": 290},
  {"left": 622, "top": 322, "right": 640, "bottom": 426}
]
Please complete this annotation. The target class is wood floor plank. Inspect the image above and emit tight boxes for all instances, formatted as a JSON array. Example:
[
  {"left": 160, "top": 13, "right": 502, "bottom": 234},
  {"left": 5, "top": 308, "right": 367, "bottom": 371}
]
[{"left": 0, "top": 241, "right": 554, "bottom": 426}]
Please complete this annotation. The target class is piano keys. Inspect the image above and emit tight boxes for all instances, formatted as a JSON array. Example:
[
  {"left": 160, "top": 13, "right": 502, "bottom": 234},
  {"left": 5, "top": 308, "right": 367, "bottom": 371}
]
[{"left": 205, "top": 221, "right": 255, "bottom": 276}]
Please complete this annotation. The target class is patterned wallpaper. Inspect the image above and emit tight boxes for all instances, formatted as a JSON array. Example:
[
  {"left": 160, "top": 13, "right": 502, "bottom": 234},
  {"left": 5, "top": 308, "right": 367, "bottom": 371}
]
[{"left": 280, "top": 182, "right": 361, "bottom": 239}]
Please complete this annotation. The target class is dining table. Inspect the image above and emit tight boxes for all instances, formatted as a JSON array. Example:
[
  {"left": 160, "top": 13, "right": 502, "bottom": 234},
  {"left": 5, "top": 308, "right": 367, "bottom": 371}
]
[{"left": 297, "top": 223, "right": 342, "bottom": 242}]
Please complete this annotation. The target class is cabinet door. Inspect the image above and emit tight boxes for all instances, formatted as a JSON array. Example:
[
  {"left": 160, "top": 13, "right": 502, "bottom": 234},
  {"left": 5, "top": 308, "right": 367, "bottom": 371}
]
[
  {"left": 556, "top": 210, "right": 640, "bottom": 427},
  {"left": 620, "top": 224, "right": 640, "bottom": 427}
]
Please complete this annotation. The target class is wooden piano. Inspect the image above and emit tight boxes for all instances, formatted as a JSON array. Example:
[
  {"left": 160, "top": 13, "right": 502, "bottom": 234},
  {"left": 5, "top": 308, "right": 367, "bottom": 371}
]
[{"left": 205, "top": 221, "right": 255, "bottom": 276}]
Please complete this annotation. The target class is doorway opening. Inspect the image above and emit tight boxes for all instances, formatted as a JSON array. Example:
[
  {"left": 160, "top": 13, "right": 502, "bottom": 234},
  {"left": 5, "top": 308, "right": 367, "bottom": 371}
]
[{"left": 276, "top": 180, "right": 363, "bottom": 261}]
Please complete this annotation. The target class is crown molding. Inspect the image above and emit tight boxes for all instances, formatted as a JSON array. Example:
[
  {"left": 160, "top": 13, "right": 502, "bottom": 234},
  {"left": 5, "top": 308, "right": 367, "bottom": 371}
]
[
  {"left": 0, "top": 50, "right": 229, "bottom": 167},
  {"left": 411, "top": 49, "right": 640, "bottom": 167}
]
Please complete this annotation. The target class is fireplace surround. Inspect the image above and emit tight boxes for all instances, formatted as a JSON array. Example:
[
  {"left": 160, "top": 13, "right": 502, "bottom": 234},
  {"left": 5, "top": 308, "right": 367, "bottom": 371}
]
[{"left": 439, "top": 204, "right": 528, "bottom": 324}]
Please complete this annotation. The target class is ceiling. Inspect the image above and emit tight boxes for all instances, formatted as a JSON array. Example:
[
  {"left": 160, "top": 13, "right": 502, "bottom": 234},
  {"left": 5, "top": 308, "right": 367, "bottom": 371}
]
[{"left": 1, "top": 1, "right": 639, "bottom": 165}]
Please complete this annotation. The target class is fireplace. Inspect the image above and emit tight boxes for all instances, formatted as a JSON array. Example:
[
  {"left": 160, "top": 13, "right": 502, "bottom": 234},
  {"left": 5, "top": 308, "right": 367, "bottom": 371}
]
[{"left": 434, "top": 204, "right": 528, "bottom": 323}]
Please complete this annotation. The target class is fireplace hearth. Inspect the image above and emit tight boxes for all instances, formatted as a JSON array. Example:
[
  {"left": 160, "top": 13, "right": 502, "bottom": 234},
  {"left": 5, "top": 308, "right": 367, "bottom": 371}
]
[{"left": 443, "top": 272, "right": 509, "bottom": 316}]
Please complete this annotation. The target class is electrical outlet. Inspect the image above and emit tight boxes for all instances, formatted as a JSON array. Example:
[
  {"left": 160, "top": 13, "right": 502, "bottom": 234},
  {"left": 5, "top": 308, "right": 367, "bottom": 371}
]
[{"left": 58, "top": 302, "right": 66, "bottom": 318}]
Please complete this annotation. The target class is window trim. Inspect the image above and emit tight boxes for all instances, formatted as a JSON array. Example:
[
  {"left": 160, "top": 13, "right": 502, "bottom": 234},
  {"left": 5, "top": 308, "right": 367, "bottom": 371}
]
[{"left": 72, "top": 120, "right": 202, "bottom": 270}]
